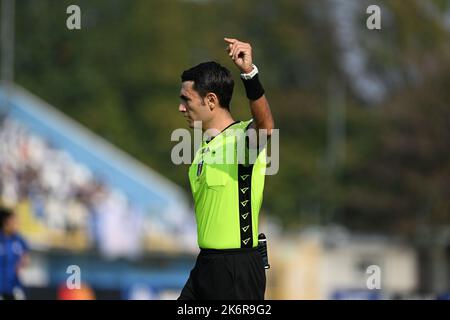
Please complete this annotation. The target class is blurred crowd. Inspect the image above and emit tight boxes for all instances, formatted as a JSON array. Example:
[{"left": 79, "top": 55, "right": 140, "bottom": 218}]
[{"left": 0, "top": 116, "right": 144, "bottom": 258}]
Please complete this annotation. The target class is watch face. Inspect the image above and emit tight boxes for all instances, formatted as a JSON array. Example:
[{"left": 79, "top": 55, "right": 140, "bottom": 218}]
[{"left": 241, "top": 65, "right": 257, "bottom": 80}]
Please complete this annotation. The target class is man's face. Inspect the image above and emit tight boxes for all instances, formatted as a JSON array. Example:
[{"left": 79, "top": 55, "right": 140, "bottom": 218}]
[
  {"left": 179, "top": 81, "right": 212, "bottom": 129},
  {"left": 3, "top": 214, "right": 18, "bottom": 235}
]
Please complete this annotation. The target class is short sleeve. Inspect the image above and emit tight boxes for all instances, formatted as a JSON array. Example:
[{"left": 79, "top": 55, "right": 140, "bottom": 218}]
[{"left": 18, "top": 235, "right": 30, "bottom": 253}]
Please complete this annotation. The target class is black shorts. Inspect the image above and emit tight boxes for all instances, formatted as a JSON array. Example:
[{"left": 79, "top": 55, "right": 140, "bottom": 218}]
[{"left": 178, "top": 247, "right": 266, "bottom": 300}]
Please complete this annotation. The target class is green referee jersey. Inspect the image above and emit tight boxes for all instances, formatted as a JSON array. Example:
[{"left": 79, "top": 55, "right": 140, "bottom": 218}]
[{"left": 188, "top": 119, "right": 267, "bottom": 249}]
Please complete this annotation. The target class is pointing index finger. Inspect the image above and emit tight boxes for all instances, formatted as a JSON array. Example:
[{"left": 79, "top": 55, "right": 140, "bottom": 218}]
[{"left": 224, "top": 37, "right": 237, "bottom": 44}]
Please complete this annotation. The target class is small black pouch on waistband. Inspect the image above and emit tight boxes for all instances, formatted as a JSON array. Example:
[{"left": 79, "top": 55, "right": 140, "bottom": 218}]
[{"left": 257, "top": 233, "right": 270, "bottom": 270}]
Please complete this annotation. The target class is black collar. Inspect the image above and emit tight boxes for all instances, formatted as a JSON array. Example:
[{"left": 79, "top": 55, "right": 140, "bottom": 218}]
[{"left": 205, "top": 120, "right": 240, "bottom": 144}]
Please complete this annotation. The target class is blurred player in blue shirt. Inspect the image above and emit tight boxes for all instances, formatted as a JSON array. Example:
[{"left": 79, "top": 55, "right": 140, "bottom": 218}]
[{"left": 0, "top": 207, "right": 30, "bottom": 300}]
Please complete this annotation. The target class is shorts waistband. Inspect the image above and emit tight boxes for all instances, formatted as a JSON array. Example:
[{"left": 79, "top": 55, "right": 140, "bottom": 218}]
[{"left": 199, "top": 247, "right": 258, "bottom": 255}]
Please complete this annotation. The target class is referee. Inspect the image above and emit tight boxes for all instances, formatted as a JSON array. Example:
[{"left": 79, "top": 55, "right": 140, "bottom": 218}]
[{"left": 177, "top": 38, "right": 274, "bottom": 300}]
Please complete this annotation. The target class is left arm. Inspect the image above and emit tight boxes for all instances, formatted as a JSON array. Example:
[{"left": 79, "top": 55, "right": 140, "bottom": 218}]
[
  {"left": 16, "top": 237, "right": 31, "bottom": 273},
  {"left": 224, "top": 38, "right": 274, "bottom": 137},
  {"left": 247, "top": 94, "right": 274, "bottom": 136}
]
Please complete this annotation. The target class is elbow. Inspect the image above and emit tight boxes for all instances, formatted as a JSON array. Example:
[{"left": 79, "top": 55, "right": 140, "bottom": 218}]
[
  {"left": 255, "top": 121, "right": 274, "bottom": 134},
  {"left": 265, "top": 119, "right": 275, "bottom": 136}
]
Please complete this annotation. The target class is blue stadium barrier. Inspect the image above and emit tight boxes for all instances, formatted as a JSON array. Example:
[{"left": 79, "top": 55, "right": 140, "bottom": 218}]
[{"left": 0, "top": 85, "right": 190, "bottom": 217}]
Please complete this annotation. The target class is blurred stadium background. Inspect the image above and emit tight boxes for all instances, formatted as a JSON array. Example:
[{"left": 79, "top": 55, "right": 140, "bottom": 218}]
[{"left": 1, "top": 0, "right": 450, "bottom": 299}]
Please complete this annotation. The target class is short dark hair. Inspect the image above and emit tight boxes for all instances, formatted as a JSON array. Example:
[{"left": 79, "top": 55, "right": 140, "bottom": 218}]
[
  {"left": 0, "top": 207, "right": 14, "bottom": 231},
  {"left": 181, "top": 61, "right": 234, "bottom": 109}
]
